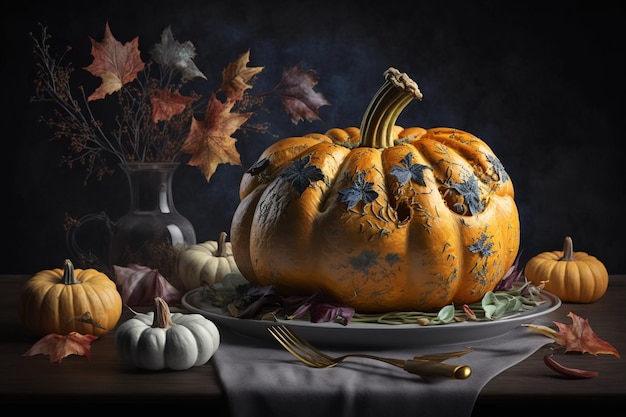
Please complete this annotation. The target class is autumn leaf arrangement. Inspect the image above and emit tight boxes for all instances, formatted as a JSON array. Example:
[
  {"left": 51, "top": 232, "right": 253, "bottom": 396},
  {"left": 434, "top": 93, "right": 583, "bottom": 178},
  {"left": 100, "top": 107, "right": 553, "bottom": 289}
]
[{"left": 31, "top": 22, "right": 330, "bottom": 184}]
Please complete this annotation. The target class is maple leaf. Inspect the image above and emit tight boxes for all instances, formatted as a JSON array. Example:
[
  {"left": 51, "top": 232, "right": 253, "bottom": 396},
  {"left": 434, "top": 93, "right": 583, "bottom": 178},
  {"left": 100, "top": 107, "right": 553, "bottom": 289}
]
[
  {"left": 114, "top": 264, "right": 182, "bottom": 306},
  {"left": 84, "top": 22, "right": 145, "bottom": 101},
  {"left": 468, "top": 232, "right": 495, "bottom": 258},
  {"left": 150, "top": 25, "right": 207, "bottom": 81},
  {"left": 390, "top": 153, "right": 432, "bottom": 187},
  {"left": 220, "top": 50, "right": 264, "bottom": 101},
  {"left": 279, "top": 154, "right": 325, "bottom": 195},
  {"left": 523, "top": 311, "right": 620, "bottom": 357},
  {"left": 273, "top": 63, "right": 330, "bottom": 124},
  {"left": 181, "top": 93, "right": 249, "bottom": 182},
  {"left": 338, "top": 170, "right": 379, "bottom": 210},
  {"left": 150, "top": 88, "right": 196, "bottom": 122},
  {"left": 23, "top": 332, "right": 98, "bottom": 363},
  {"left": 449, "top": 175, "right": 484, "bottom": 215}
]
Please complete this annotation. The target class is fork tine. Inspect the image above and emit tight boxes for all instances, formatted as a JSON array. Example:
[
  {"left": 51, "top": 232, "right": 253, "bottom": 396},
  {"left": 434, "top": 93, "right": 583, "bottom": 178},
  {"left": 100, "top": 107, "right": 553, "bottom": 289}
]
[
  {"left": 268, "top": 325, "right": 322, "bottom": 367},
  {"left": 267, "top": 326, "right": 312, "bottom": 365},
  {"left": 281, "top": 326, "right": 337, "bottom": 367},
  {"left": 277, "top": 325, "right": 335, "bottom": 367},
  {"left": 279, "top": 325, "right": 335, "bottom": 362},
  {"left": 268, "top": 325, "right": 335, "bottom": 368}
]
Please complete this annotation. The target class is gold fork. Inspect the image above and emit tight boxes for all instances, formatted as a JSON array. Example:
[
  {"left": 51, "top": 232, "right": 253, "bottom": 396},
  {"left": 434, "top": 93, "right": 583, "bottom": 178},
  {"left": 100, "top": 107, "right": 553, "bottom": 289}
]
[{"left": 267, "top": 324, "right": 472, "bottom": 379}]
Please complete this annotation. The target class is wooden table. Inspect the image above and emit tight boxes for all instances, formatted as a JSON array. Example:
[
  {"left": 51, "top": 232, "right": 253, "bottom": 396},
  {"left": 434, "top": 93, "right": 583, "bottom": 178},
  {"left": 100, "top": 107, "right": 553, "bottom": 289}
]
[{"left": 1, "top": 274, "right": 625, "bottom": 413}]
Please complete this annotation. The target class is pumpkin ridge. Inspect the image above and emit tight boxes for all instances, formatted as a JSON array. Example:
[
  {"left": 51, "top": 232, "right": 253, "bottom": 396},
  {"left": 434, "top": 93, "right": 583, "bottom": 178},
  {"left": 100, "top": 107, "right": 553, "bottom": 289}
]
[
  {"left": 380, "top": 144, "right": 414, "bottom": 227},
  {"left": 238, "top": 136, "right": 330, "bottom": 200},
  {"left": 302, "top": 141, "right": 352, "bottom": 214},
  {"left": 421, "top": 128, "right": 507, "bottom": 186},
  {"left": 45, "top": 279, "right": 70, "bottom": 334},
  {"left": 65, "top": 280, "right": 87, "bottom": 334},
  {"left": 84, "top": 276, "right": 121, "bottom": 332}
]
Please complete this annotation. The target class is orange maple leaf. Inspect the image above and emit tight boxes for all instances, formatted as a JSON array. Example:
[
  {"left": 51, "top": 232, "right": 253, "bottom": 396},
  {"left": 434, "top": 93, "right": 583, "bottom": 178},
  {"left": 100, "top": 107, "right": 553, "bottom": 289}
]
[
  {"left": 84, "top": 22, "right": 145, "bottom": 101},
  {"left": 181, "top": 94, "right": 249, "bottom": 182},
  {"left": 23, "top": 332, "right": 99, "bottom": 363},
  {"left": 150, "top": 88, "right": 196, "bottom": 123},
  {"left": 523, "top": 311, "right": 620, "bottom": 357},
  {"left": 220, "top": 50, "right": 264, "bottom": 101},
  {"left": 274, "top": 63, "right": 330, "bottom": 124}
]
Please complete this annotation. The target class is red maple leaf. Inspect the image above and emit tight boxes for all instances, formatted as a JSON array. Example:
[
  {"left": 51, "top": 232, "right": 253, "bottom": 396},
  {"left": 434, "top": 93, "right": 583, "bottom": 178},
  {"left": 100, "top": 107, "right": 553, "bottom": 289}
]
[
  {"left": 149, "top": 88, "right": 196, "bottom": 123},
  {"left": 84, "top": 22, "right": 145, "bottom": 101},
  {"left": 181, "top": 93, "right": 249, "bottom": 182},
  {"left": 524, "top": 311, "right": 620, "bottom": 357},
  {"left": 23, "top": 332, "right": 99, "bottom": 363}
]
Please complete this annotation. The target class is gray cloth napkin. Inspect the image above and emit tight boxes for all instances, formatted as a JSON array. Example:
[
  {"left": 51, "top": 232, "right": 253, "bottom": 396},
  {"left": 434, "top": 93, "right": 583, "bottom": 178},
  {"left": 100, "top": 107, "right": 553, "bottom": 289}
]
[{"left": 212, "top": 325, "right": 550, "bottom": 417}]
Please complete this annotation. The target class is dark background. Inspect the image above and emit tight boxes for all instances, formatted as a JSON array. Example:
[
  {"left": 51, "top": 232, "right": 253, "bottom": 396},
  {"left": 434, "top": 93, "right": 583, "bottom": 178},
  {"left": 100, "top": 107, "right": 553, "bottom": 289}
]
[{"left": 2, "top": 0, "right": 624, "bottom": 275}]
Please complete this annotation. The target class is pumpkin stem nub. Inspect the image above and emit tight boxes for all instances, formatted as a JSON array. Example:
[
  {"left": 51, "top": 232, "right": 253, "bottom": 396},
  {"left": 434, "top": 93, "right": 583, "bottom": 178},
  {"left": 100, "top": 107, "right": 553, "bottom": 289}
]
[
  {"left": 216, "top": 231, "right": 228, "bottom": 257},
  {"left": 152, "top": 297, "right": 174, "bottom": 329},
  {"left": 359, "top": 67, "right": 423, "bottom": 149},
  {"left": 559, "top": 236, "right": 575, "bottom": 262},
  {"left": 61, "top": 258, "right": 82, "bottom": 285}
]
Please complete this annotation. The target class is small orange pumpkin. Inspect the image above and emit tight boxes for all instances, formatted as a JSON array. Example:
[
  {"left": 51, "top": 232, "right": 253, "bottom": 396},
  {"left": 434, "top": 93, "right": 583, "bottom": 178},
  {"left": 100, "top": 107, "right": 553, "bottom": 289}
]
[
  {"left": 230, "top": 68, "right": 520, "bottom": 313},
  {"left": 524, "top": 236, "right": 609, "bottom": 303},
  {"left": 18, "top": 259, "right": 123, "bottom": 337}
]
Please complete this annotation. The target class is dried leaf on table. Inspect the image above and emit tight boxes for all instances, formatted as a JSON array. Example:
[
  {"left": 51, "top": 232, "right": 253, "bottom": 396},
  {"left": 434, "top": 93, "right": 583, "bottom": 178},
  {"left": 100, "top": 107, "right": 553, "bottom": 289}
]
[
  {"left": 523, "top": 311, "right": 620, "bottom": 379},
  {"left": 114, "top": 264, "right": 182, "bottom": 306},
  {"left": 523, "top": 311, "right": 620, "bottom": 357},
  {"left": 23, "top": 332, "right": 98, "bottom": 363},
  {"left": 84, "top": 22, "right": 145, "bottom": 101}
]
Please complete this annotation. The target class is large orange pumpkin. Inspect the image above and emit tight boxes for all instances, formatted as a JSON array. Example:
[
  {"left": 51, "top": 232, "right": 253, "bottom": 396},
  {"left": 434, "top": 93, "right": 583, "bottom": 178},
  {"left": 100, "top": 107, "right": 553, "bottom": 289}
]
[{"left": 230, "top": 68, "right": 520, "bottom": 313}]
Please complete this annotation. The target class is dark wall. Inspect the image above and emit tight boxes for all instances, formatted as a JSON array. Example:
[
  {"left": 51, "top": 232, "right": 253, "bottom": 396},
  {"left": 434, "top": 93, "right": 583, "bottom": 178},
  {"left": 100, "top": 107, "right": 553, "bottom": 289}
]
[{"left": 3, "top": 0, "right": 624, "bottom": 275}]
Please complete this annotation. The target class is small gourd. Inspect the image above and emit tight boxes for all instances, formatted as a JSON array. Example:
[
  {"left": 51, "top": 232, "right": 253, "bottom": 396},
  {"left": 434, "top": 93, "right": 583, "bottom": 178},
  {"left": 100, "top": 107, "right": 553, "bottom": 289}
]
[
  {"left": 115, "top": 297, "right": 220, "bottom": 371},
  {"left": 525, "top": 236, "right": 609, "bottom": 303},
  {"left": 17, "top": 259, "right": 123, "bottom": 337},
  {"left": 177, "top": 231, "right": 242, "bottom": 291}
]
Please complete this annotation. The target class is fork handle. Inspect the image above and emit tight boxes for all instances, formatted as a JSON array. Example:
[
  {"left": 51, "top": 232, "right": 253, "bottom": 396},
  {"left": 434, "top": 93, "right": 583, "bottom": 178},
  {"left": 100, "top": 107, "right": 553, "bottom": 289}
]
[{"left": 403, "top": 360, "right": 472, "bottom": 379}]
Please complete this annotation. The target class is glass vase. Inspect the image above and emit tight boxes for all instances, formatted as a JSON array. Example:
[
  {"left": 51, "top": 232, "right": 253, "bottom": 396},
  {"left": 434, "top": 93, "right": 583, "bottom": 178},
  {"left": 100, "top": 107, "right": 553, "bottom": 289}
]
[{"left": 66, "top": 162, "right": 196, "bottom": 282}]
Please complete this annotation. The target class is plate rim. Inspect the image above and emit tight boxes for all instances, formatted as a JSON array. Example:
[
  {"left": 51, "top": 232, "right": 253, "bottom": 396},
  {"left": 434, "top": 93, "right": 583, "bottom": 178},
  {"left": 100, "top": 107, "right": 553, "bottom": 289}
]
[{"left": 181, "top": 286, "right": 561, "bottom": 332}]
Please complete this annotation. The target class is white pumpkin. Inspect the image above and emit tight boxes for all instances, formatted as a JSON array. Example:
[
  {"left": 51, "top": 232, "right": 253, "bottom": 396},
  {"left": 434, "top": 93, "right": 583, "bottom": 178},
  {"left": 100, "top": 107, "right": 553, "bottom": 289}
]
[
  {"left": 177, "top": 231, "right": 242, "bottom": 291},
  {"left": 115, "top": 297, "right": 220, "bottom": 371}
]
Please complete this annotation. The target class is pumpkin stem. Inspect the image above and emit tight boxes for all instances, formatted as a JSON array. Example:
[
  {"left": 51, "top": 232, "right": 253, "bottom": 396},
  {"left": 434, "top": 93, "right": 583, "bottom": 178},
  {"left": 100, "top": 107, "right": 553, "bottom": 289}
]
[
  {"left": 152, "top": 297, "right": 174, "bottom": 329},
  {"left": 61, "top": 258, "right": 82, "bottom": 285},
  {"left": 359, "top": 67, "right": 423, "bottom": 149},
  {"left": 559, "top": 236, "right": 575, "bottom": 261},
  {"left": 216, "top": 231, "right": 228, "bottom": 257}
]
